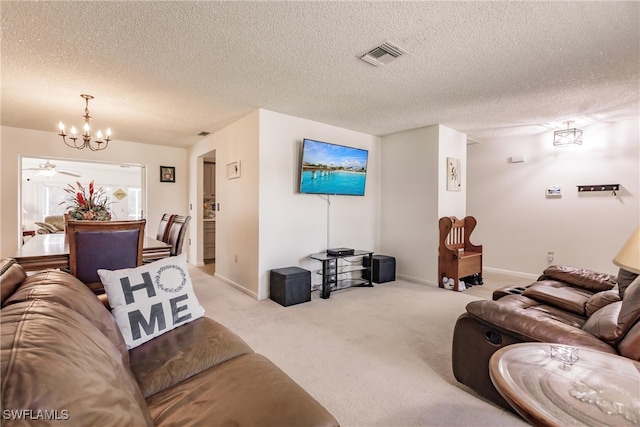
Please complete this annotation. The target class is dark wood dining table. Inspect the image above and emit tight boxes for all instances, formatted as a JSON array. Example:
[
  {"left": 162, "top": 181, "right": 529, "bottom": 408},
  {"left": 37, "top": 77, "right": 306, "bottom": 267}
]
[{"left": 12, "top": 233, "right": 172, "bottom": 272}]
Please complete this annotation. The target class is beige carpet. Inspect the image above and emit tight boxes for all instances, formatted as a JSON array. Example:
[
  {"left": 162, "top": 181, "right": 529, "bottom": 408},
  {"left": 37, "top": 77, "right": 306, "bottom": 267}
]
[{"left": 190, "top": 266, "right": 532, "bottom": 427}]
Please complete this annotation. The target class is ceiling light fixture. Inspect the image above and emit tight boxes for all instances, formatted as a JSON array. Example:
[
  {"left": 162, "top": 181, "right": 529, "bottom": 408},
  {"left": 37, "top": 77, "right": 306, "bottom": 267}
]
[
  {"left": 58, "top": 94, "right": 111, "bottom": 151},
  {"left": 37, "top": 168, "right": 57, "bottom": 178},
  {"left": 553, "top": 121, "right": 583, "bottom": 146}
]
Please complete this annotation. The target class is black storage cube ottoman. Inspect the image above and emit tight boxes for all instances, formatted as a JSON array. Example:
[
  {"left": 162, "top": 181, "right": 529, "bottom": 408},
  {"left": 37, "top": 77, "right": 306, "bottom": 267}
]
[
  {"left": 363, "top": 255, "right": 396, "bottom": 283},
  {"left": 270, "top": 267, "right": 311, "bottom": 307}
]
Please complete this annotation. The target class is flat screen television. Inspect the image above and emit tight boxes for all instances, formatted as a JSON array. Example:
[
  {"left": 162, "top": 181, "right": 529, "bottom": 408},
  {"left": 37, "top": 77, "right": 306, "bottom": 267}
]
[{"left": 299, "top": 138, "right": 368, "bottom": 196}]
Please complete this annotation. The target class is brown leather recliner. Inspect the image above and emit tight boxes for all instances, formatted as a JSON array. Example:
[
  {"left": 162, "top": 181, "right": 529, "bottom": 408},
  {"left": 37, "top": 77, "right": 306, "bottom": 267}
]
[
  {"left": 451, "top": 265, "right": 640, "bottom": 411},
  {"left": 1, "top": 259, "right": 339, "bottom": 426}
]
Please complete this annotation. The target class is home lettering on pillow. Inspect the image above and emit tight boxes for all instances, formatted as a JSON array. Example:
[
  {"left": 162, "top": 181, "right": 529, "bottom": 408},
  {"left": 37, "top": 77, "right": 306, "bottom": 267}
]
[
  {"left": 98, "top": 254, "right": 205, "bottom": 349},
  {"left": 121, "top": 272, "right": 193, "bottom": 339}
]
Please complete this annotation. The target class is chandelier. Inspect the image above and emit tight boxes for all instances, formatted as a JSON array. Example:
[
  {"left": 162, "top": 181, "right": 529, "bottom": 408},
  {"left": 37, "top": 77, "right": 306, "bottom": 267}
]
[
  {"left": 553, "top": 121, "right": 583, "bottom": 146},
  {"left": 58, "top": 94, "right": 112, "bottom": 151}
]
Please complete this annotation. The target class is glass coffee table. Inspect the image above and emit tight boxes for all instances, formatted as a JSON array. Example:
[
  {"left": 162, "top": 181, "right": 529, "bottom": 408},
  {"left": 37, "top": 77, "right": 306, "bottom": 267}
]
[{"left": 489, "top": 343, "right": 640, "bottom": 427}]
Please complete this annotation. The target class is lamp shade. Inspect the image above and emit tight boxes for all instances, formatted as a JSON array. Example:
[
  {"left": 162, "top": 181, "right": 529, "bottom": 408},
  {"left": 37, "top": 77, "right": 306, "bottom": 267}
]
[{"left": 613, "top": 226, "right": 640, "bottom": 274}]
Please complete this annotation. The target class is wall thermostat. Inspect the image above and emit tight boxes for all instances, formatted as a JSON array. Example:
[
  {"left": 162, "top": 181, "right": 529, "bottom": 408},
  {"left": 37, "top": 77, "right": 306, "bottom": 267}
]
[{"left": 546, "top": 186, "right": 562, "bottom": 197}]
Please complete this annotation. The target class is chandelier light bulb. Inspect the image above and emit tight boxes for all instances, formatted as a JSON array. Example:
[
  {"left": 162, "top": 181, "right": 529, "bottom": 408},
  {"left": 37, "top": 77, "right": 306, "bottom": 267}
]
[{"left": 58, "top": 94, "right": 112, "bottom": 151}]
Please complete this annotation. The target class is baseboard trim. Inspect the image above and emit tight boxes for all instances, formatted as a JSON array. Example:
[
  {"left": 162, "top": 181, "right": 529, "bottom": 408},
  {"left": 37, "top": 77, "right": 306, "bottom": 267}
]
[
  {"left": 397, "top": 273, "right": 438, "bottom": 287},
  {"left": 483, "top": 267, "right": 538, "bottom": 281},
  {"left": 399, "top": 269, "right": 537, "bottom": 286},
  {"left": 214, "top": 273, "right": 259, "bottom": 300}
]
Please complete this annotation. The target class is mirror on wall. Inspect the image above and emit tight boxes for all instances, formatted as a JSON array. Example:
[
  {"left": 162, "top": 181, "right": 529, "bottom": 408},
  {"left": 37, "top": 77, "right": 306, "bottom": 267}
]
[{"left": 20, "top": 157, "right": 146, "bottom": 236}]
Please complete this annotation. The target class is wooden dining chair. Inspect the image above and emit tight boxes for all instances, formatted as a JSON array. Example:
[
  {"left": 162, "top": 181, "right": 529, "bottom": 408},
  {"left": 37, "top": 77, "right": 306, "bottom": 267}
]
[
  {"left": 166, "top": 215, "right": 191, "bottom": 256},
  {"left": 67, "top": 219, "right": 146, "bottom": 294},
  {"left": 156, "top": 213, "right": 176, "bottom": 243}
]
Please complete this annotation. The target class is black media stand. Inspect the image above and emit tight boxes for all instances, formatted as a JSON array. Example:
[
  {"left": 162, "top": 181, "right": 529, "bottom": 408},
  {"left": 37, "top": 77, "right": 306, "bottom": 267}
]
[{"left": 309, "top": 250, "right": 374, "bottom": 299}]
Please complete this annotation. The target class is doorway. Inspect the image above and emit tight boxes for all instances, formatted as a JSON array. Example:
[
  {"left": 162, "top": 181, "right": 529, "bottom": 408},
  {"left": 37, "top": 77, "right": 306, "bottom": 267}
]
[
  {"left": 20, "top": 156, "right": 145, "bottom": 239},
  {"left": 202, "top": 150, "right": 216, "bottom": 275}
]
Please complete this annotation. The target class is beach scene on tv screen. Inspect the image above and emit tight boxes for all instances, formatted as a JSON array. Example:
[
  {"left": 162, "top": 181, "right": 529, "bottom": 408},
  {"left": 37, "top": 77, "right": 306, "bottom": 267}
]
[{"left": 300, "top": 139, "right": 368, "bottom": 196}]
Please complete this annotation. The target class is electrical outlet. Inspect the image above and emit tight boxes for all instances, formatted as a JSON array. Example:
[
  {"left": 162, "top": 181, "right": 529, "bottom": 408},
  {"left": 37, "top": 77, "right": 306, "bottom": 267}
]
[{"left": 547, "top": 251, "right": 555, "bottom": 262}]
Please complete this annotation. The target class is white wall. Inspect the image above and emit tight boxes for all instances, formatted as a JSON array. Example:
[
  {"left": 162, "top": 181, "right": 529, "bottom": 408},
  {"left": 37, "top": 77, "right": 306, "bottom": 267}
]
[
  {"left": 187, "top": 109, "right": 381, "bottom": 300},
  {"left": 21, "top": 157, "right": 143, "bottom": 230},
  {"left": 467, "top": 118, "right": 640, "bottom": 276},
  {"left": 187, "top": 111, "right": 260, "bottom": 297},
  {"left": 258, "top": 110, "right": 381, "bottom": 299},
  {"left": 1, "top": 126, "right": 188, "bottom": 258},
  {"left": 380, "top": 126, "right": 439, "bottom": 285},
  {"left": 380, "top": 125, "right": 467, "bottom": 285},
  {"left": 438, "top": 125, "right": 467, "bottom": 218}
]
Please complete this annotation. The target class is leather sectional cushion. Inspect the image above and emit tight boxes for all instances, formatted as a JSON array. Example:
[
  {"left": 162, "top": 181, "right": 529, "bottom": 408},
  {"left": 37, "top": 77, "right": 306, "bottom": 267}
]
[
  {"left": 618, "top": 322, "right": 640, "bottom": 360},
  {"left": 581, "top": 301, "right": 622, "bottom": 344},
  {"left": 0, "top": 259, "right": 26, "bottom": 306},
  {"left": 146, "top": 353, "right": 339, "bottom": 427},
  {"left": 130, "top": 316, "right": 254, "bottom": 398},
  {"left": 585, "top": 290, "right": 621, "bottom": 317},
  {"left": 465, "top": 296, "right": 617, "bottom": 354},
  {"left": 541, "top": 265, "right": 617, "bottom": 292},
  {"left": 1, "top": 299, "right": 153, "bottom": 427},
  {"left": 616, "top": 276, "right": 640, "bottom": 336},
  {"left": 4, "top": 269, "right": 130, "bottom": 365},
  {"left": 522, "top": 281, "right": 592, "bottom": 316},
  {"left": 579, "top": 277, "right": 640, "bottom": 344},
  {"left": 617, "top": 268, "right": 639, "bottom": 298}
]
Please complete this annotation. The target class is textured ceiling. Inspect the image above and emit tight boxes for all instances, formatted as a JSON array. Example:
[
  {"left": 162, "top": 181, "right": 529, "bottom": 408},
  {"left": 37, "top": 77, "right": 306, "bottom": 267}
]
[{"left": 1, "top": 1, "right": 638, "bottom": 148}]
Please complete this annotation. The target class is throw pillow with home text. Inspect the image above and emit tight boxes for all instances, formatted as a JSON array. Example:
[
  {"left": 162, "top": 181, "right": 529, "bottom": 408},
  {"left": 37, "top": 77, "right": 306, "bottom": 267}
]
[{"left": 98, "top": 253, "right": 205, "bottom": 349}]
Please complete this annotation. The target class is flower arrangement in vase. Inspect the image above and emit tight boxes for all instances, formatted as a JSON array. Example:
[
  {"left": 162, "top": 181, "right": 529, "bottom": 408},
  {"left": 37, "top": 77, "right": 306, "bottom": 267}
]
[{"left": 61, "top": 181, "right": 113, "bottom": 221}]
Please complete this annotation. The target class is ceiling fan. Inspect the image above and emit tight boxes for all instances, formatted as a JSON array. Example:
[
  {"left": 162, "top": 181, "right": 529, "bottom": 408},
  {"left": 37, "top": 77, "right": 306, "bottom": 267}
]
[{"left": 24, "top": 160, "right": 82, "bottom": 178}]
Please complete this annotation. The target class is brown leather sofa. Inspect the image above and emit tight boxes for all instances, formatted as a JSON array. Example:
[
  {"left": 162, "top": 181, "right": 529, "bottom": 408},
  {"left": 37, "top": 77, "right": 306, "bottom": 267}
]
[
  {"left": 452, "top": 265, "right": 640, "bottom": 411},
  {"left": 1, "top": 259, "right": 339, "bottom": 426}
]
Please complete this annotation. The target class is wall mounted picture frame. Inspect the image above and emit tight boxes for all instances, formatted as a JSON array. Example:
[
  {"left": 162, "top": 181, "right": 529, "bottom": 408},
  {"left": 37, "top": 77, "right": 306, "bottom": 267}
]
[
  {"left": 447, "top": 157, "right": 461, "bottom": 191},
  {"left": 226, "top": 161, "right": 241, "bottom": 179},
  {"left": 160, "top": 166, "right": 175, "bottom": 183}
]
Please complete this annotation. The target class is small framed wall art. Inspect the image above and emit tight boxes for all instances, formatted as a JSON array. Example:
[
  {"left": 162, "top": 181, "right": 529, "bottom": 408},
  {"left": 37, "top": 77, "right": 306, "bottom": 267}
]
[
  {"left": 226, "top": 161, "right": 241, "bottom": 179},
  {"left": 447, "top": 157, "right": 461, "bottom": 191},
  {"left": 160, "top": 166, "right": 175, "bottom": 183}
]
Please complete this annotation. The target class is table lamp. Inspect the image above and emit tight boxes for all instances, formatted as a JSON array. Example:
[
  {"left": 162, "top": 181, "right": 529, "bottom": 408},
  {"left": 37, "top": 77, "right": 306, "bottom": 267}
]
[{"left": 613, "top": 226, "right": 640, "bottom": 298}]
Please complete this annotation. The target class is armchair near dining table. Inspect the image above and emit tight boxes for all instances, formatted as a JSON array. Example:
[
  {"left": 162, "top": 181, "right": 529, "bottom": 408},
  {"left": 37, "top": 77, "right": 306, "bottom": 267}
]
[
  {"left": 34, "top": 215, "right": 65, "bottom": 234},
  {"left": 67, "top": 219, "right": 146, "bottom": 295}
]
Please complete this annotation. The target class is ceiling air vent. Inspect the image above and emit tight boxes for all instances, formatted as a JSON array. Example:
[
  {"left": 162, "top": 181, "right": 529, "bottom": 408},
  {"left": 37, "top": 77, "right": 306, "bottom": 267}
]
[{"left": 360, "top": 41, "right": 407, "bottom": 67}]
